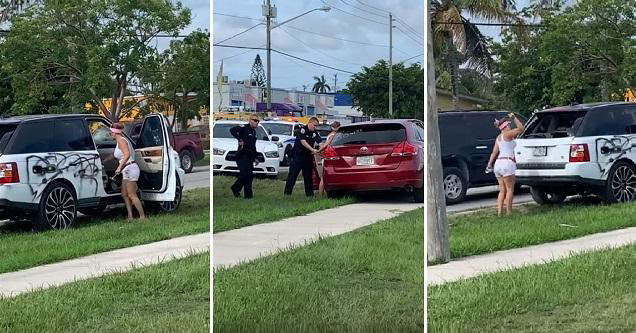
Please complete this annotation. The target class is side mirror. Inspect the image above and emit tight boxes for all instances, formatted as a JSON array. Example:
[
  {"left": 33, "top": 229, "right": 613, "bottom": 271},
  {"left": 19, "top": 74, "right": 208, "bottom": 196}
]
[{"left": 271, "top": 136, "right": 279, "bottom": 142}]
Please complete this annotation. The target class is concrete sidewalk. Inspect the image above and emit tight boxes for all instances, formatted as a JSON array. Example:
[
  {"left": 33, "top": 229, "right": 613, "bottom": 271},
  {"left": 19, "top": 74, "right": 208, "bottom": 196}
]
[
  {"left": 428, "top": 227, "right": 636, "bottom": 286},
  {"left": 213, "top": 202, "right": 423, "bottom": 269},
  {"left": 0, "top": 232, "right": 209, "bottom": 298}
]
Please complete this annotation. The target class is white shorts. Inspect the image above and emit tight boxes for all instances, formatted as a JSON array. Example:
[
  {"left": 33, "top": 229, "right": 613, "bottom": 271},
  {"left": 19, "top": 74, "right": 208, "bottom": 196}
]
[
  {"left": 122, "top": 163, "right": 140, "bottom": 182},
  {"left": 494, "top": 159, "right": 516, "bottom": 178}
]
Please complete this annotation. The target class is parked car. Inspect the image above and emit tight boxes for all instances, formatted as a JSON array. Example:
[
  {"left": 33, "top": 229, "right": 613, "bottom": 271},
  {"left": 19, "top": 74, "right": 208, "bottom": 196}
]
[
  {"left": 261, "top": 120, "right": 302, "bottom": 166},
  {"left": 515, "top": 102, "right": 636, "bottom": 204},
  {"left": 125, "top": 121, "right": 204, "bottom": 173},
  {"left": 320, "top": 119, "right": 424, "bottom": 202},
  {"left": 0, "top": 113, "right": 184, "bottom": 231},
  {"left": 212, "top": 120, "right": 280, "bottom": 178},
  {"left": 438, "top": 111, "right": 525, "bottom": 204}
]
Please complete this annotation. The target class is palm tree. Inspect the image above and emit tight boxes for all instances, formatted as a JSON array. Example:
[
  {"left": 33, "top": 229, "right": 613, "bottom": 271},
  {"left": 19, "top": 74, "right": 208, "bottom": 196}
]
[{"left": 312, "top": 75, "right": 331, "bottom": 93}]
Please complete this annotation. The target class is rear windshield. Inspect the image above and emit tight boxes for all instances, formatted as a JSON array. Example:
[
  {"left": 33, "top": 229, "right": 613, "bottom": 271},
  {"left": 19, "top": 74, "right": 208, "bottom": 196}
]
[
  {"left": 0, "top": 124, "right": 17, "bottom": 154},
  {"left": 521, "top": 111, "right": 587, "bottom": 139},
  {"left": 332, "top": 123, "right": 406, "bottom": 145}
]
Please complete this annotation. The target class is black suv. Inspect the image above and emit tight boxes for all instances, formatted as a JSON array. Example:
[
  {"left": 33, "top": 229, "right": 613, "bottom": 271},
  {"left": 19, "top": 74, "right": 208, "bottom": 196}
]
[{"left": 438, "top": 111, "right": 522, "bottom": 204}]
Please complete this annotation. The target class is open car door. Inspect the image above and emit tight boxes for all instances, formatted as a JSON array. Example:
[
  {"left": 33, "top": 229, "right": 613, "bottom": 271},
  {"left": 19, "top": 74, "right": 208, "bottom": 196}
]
[{"left": 135, "top": 114, "right": 176, "bottom": 201}]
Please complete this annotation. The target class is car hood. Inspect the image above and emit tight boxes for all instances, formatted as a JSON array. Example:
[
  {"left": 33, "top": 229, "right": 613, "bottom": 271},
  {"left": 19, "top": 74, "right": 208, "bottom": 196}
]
[{"left": 214, "top": 138, "right": 278, "bottom": 152}]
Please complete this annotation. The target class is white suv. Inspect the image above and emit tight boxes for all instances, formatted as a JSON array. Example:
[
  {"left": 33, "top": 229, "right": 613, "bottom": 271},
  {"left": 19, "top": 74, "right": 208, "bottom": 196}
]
[
  {"left": 212, "top": 120, "right": 280, "bottom": 178},
  {"left": 516, "top": 102, "right": 636, "bottom": 204},
  {"left": 0, "top": 113, "right": 185, "bottom": 230}
]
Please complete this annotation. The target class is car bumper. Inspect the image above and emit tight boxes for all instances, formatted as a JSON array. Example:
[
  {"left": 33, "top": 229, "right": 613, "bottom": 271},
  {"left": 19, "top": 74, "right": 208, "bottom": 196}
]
[
  {"left": 324, "top": 168, "right": 423, "bottom": 191},
  {"left": 212, "top": 155, "right": 279, "bottom": 175},
  {"left": 516, "top": 175, "right": 604, "bottom": 187},
  {"left": 515, "top": 162, "right": 604, "bottom": 187}
]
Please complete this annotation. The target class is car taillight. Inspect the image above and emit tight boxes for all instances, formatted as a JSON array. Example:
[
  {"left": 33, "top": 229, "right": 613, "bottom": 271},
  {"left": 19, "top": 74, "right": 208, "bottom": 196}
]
[
  {"left": 322, "top": 146, "right": 339, "bottom": 160},
  {"left": 391, "top": 141, "right": 417, "bottom": 157},
  {"left": 569, "top": 144, "right": 590, "bottom": 163},
  {"left": 0, "top": 162, "right": 19, "bottom": 184}
]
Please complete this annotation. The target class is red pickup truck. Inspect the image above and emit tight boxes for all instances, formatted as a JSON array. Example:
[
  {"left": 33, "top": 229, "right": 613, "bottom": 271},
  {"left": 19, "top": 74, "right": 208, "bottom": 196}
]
[{"left": 125, "top": 121, "right": 205, "bottom": 173}]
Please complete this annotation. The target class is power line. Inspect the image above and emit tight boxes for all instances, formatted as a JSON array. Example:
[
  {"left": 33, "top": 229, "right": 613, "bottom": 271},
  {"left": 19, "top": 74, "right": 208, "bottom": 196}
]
[
  {"left": 279, "top": 27, "right": 365, "bottom": 67},
  {"left": 395, "top": 26, "right": 423, "bottom": 46},
  {"left": 319, "top": 0, "right": 387, "bottom": 26},
  {"left": 213, "top": 44, "right": 265, "bottom": 63},
  {"left": 285, "top": 25, "right": 388, "bottom": 47},
  {"left": 213, "top": 44, "right": 269, "bottom": 51},
  {"left": 355, "top": 0, "right": 389, "bottom": 14},
  {"left": 213, "top": 12, "right": 262, "bottom": 22},
  {"left": 214, "top": 22, "right": 263, "bottom": 45},
  {"left": 339, "top": 0, "right": 386, "bottom": 18},
  {"left": 398, "top": 53, "right": 423, "bottom": 64},
  {"left": 395, "top": 17, "right": 423, "bottom": 39},
  {"left": 434, "top": 21, "right": 543, "bottom": 27}
]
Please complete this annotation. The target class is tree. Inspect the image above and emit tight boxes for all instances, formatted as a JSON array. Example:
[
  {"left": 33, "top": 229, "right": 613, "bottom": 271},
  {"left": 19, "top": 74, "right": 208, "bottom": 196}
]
[
  {"left": 312, "top": 75, "right": 331, "bottom": 93},
  {"left": 144, "top": 30, "right": 210, "bottom": 130},
  {"left": 1, "top": 0, "right": 191, "bottom": 121},
  {"left": 427, "top": 6, "right": 450, "bottom": 264},
  {"left": 0, "top": 0, "right": 40, "bottom": 24},
  {"left": 346, "top": 60, "right": 424, "bottom": 120},
  {"left": 250, "top": 54, "right": 266, "bottom": 88}
]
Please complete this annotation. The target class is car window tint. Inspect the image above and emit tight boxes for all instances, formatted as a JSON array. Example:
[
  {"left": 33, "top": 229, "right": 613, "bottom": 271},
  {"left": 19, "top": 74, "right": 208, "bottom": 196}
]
[
  {"left": 255, "top": 126, "right": 269, "bottom": 140},
  {"left": 581, "top": 107, "right": 636, "bottom": 136},
  {"left": 52, "top": 119, "right": 93, "bottom": 151},
  {"left": 468, "top": 114, "right": 500, "bottom": 140},
  {"left": 87, "top": 119, "right": 116, "bottom": 148},
  {"left": 438, "top": 115, "right": 466, "bottom": 145},
  {"left": 8, "top": 121, "right": 55, "bottom": 154},
  {"left": 522, "top": 111, "right": 588, "bottom": 138},
  {"left": 0, "top": 124, "right": 17, "bottom": 154},
  {"left": 332, "top": 123, "right": 406, "bottom": 145},
  {"left": 138, "top": 116, "right": 165, "bottom": 148}
]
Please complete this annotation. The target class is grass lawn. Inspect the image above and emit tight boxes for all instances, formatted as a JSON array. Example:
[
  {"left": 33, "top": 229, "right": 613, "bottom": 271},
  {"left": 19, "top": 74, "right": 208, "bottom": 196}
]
[
  {"left": 428, "top": 244, "right": 636, "bottom": 332},
  {"left": 213, "top": 175, "right": 355, "bottom": 233},
  {"left": 0, "top": 253, "right": 210, "bottom": 332},
  {"left": 194, "top": 153, "right": 210, "bottom": 167},
  {"left": 444, "top": 198, "right": 636, "bottom": 261},
  {"left": 0, "top": 188, "right": 209, "bottom": 274},
  {"left": 214, "top": 209, "right": 423, "bottom": 331}
]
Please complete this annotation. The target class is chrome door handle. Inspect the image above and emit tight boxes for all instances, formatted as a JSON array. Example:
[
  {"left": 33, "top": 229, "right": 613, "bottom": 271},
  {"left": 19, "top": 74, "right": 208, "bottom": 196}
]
[{"left": 475, "top": 146, "right": 488, "bottom": 149}]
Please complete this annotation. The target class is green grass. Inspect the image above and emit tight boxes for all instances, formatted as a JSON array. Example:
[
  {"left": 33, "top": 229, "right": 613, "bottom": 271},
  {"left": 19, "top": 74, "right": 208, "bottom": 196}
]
[
  {"left": 428, "top": 244, "right": 636, "bottom": 332},
  {"left": 0, "top": 188, "right": 209, "bottom": 274},
  {"left": 445, "top": 198, "right": 636, "bottom": 260},
  {"left": 213, "top": 175, "right": 355, "bottom": 233},
  {"left": 0, "top": 253, "right": 210, "bottom": 332},
  {"left": 194, "top": 153, "right": 209, "bottom": 167},
  {"left": 214, "top": 209, "right": 423, "bottom": 331}
]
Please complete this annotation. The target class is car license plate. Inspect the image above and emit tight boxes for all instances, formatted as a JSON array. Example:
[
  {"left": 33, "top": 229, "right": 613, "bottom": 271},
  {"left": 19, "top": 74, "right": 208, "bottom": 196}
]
[
  {"left": 357, "top": 156, "right": 374, "bottom": 166},
  {"left": 533, "top": 147, "right": 547, "bottom": 157}
]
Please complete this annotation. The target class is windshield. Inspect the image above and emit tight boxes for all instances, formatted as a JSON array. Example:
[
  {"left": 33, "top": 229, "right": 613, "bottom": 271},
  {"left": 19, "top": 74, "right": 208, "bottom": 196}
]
[
  {"left": 521, "top": 111, "right": 587, "bottom": 139},
  {"left": 213, "top": 124, "right": 236, "bottom": 139},
  {"left": 262, "top": 123, "right": 293, "bottom": 136},
  {"left": 332, "top": 123, "right": 406, "bottom": 145}
]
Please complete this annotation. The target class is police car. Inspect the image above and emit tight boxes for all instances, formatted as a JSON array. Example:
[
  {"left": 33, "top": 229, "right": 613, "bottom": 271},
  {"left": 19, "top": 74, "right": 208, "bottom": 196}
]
[
  {"left": 261, "top": 120, "right": 303, "bottom": 166},
  {"left": 212, "top": 120, "right": 281, "bottom": 178}
]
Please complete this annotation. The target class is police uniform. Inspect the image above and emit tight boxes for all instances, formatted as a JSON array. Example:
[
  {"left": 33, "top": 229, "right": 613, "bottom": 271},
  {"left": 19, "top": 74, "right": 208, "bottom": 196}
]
[
  {"left": 284, "top": 124, "right": 322, "bottom": 196},
  {"left": 230, "top": 124, "right": 257, "bottom": 198}
]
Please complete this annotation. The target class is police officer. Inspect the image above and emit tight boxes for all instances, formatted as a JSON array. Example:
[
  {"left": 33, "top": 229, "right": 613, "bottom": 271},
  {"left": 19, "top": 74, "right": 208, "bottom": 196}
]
[
  {"left": 284, "top": 117, "right": 322, "bottom": 196},
  {"left": 229, "top": 114, "right": 260, "bottom": 199}
]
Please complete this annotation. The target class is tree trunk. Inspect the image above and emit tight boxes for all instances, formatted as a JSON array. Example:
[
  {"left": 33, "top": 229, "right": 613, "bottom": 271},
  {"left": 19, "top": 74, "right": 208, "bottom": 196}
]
[
  {"left": 448, "top": 35, "right": 460, "bottom": 110},
  {"left": 427, "top": 10, "right": 450, "bottom": 264}
]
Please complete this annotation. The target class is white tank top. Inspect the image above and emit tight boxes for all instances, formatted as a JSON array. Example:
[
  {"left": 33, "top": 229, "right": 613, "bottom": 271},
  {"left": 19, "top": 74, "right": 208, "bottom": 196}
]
[
  {"left": 497, "top": 136, "right": 516, "bottom": 158},
  {"left": 114, "top": 137, "right": 136, "bottom": 162}
]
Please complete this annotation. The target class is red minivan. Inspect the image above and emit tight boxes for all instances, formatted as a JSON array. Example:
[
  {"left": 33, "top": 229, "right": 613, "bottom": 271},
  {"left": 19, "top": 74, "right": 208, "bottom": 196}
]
[{"left": 317, "top": 119, "right": 424, "bottom": 202}]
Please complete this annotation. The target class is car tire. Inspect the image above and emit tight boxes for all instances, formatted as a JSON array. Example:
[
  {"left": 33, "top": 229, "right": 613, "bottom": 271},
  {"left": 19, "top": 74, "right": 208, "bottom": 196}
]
[
  {"left": 600, "top": 160, "right": 636, "bottom": 203},
  {"left": 149, "top": 178, "right": 183, "bottom": 213},
  {"left": 443, "top": 167, "right": 467, "bottom": 205},
  {"left": 413, "top": 187, "right": 424, "bottom": 203},
  {"left": 282, "top": 145, "right": 292, "bottom": 166},
  {"left": 32, "top": 182, "right": 77, "bottom": 231},
  {"left": 530, "top": 187, "right": 566, "bottom": 205},
  {"left": 78, "top": 205, "right": 107, "bottom": 216},
  {"left": 180, "top": 150, "right": 194, "bottom": 174}
]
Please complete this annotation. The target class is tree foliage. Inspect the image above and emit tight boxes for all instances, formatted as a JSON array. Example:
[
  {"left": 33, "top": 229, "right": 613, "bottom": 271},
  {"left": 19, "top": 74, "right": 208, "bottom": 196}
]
[
  {"left": 250, "top": 54, "right": 266, "bottom": 88},
  {"left": 1, "top": 0, "right": 191, "bottom": 121},
  {"left": 346, "top": 60, "right": 423, "bottom": 120},
  {"left": 312, "top": 75, "right": 331, "bottom": 93}
]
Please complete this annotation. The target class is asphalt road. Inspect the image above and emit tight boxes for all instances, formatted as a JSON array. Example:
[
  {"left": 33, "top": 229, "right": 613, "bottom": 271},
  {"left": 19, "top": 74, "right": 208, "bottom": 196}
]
[{"left": 184, "top": 166, "right": 210, "bottom": 190}]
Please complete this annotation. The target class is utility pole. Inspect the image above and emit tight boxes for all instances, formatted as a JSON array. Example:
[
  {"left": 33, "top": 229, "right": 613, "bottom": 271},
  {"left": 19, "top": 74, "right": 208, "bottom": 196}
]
[
  {"left": 333, "top": 73, "right": 338, "bottom": 93},
  {"left": 389, "top": 12, "right": 394, "bottom": 118},
  {"left": 264, "top": 0, "right": 275, "bottom": 114},
  {"left": 427, "top": 8, "right": 450, "bottom": 264}
]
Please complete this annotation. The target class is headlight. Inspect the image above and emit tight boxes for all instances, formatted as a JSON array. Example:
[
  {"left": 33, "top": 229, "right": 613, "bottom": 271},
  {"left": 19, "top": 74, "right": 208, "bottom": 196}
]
[
  {"left": 265, "top": 151, "right": 279, "bottom": 158},
  {"left": 213, "top": 148, "right": 226, "bottom": 155},
  {"left": 276, "top": 142, "right": 283, "bottom": 148}
]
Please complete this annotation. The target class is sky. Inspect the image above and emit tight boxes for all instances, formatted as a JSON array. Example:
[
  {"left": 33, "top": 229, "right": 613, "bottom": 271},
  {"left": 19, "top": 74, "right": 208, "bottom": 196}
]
[
  {"left": 212, "top": 0, "right": 424, "bottom": 91},
  {"left": 154, "top": 0, "right": 211, "bottom": 51}
]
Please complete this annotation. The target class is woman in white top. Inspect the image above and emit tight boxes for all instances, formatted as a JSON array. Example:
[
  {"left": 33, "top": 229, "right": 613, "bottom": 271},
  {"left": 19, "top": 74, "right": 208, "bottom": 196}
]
[
  {"left": 317, "top": 121, "right": 341, "bottom": 196},
  {"left": 487, "top": 113, "right": 525, "bottom": 216},
  {"left": 110, "top": 122, "right": 145, "bottom": 220}
]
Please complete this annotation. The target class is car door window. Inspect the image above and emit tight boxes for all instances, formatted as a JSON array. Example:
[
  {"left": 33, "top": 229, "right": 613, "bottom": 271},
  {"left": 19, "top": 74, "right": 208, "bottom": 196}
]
[
  {"left": 87, "top": 119, "right": 116, "bottom": 148},
  {"left": 52, "top": 119, "right": 93, "bottom": 151},
  {"left": 138, "top": 116, "right": 165, "bottom": 148},
  {"left": 469, "top": 115, "right": 500, "bottom": 141},
  {"left": 581, "top": 107, "right": 636, "bottom": 136},
  {"left": 8, "top": 121, "right": 55, "bottom": 154},
  {"left": 255, "top": 126, "right": 269, "bottom": 141}
]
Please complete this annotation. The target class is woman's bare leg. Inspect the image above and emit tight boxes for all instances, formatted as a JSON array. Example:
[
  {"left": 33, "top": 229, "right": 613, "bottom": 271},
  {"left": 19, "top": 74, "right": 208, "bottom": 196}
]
[
  {"left": 318, "top": 178, "right": 325, "bottom": 196},
  {"left": 496, "top": 177, "right": 506, "bottom": 216},
  {"left": 503, "top": 176, "right": 516, "bottom": 215},
  {"left": 126, "top": 181, "right": 146, "bottom": 219},
  {"left": 121, "top": 180, "right": 133, "bottom": 220}
]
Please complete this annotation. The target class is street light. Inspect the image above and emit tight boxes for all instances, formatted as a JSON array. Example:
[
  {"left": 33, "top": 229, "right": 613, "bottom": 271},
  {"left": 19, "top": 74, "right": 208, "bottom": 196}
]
[{"left": 264, "top": 2, "right": 330, "bottom": 114}]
